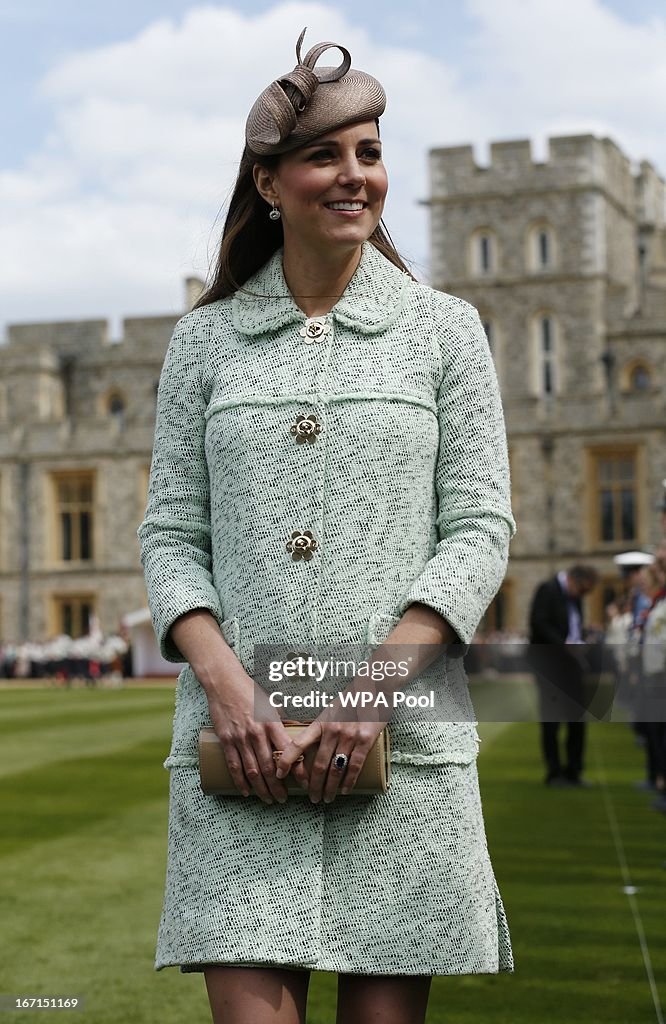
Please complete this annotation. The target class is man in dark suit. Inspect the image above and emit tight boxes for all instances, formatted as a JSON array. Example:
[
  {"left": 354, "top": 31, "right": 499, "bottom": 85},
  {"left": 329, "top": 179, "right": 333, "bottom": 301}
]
[{"left": 528, "top": 565, "right": 599, "bottom": 787}]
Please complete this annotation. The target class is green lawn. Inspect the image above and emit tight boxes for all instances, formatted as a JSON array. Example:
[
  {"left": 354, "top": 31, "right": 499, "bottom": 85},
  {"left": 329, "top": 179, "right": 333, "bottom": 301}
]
[{"left": 0, "top": 686, "right": 664, "bottom": 1023}]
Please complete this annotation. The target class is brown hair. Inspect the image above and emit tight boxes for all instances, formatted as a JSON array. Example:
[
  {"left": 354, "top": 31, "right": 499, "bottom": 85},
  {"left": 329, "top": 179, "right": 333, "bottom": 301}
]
[
  {"left": 567, "top": 564, "right": 600, "bottom": 587},
  {"left": 194, "top": 138, "right": 413, "bottom": 308}
]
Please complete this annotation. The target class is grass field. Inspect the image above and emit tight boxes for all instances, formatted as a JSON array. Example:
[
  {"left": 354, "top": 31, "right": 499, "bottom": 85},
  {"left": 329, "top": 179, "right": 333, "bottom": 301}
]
[{"left": 1, "top": 685, "right": 664, "bottom": 1023}]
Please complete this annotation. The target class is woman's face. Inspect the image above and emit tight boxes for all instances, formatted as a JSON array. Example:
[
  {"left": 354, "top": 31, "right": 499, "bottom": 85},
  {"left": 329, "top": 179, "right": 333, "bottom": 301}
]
[{"left": 256, "top": 120, "right": 388, "bottom": 257}]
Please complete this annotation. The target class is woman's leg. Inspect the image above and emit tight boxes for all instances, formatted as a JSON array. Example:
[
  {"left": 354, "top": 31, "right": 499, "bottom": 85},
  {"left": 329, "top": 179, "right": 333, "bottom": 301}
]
[
  {"left": 203, "top": 966, "right": 310, "bottom": 1024},
  {"left": 336, "top": 973, "right": 432, "bottom": 1024}
]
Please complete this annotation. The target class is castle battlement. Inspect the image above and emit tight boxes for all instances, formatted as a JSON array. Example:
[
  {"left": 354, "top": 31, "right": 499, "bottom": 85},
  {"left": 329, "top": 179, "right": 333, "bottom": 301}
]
[
  {"left": 1, "top": 313, "right": 180, "bottom": 360},
  {"left": 635, "top": 160, "right": 666, "bottom": 227},
  {"left": 430, "top": 133, "right": 638, "bottom": 212},
  {"left": 5, "top": 320, "right": 109, "bottom": 351}
]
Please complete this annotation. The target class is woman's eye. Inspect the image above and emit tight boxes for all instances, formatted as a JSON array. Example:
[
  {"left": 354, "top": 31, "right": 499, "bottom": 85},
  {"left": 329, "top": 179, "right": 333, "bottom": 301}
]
[
  {"left": 308, "top": 149, "right": 333, "bottom": 161},
  {"left": 360, "top": 148, "right": 382, "bottom": 161}
]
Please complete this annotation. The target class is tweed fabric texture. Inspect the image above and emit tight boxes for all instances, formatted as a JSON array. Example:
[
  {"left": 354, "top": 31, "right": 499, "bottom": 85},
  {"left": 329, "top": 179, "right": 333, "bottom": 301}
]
[
  {"left": 137, "top": 240, "right": 516, "bottom": 973},
  {"left": 137, "top": 241, "right": 516, "bottom": 766},
  {"left": 157, "top": 762, "right": 513, "bottom": 974}
]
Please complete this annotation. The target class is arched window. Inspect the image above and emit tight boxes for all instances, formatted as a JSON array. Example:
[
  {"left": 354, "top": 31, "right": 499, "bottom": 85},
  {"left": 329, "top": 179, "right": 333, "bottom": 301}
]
[
  {"left": 526, "top": 222, "right": 557, "bottom": 273},
  {"left": 469, "top": 228, "right": 499, "bottom": 277},
  {"left": 480, "top": 235, "right": 492, "bottom": 273},
  {"left": 620, "top": 360, "right": 652, "bottom": 394},
  {"left": 629, "top": 364, "right": 651, "bottom": 392},
  {"left": 538, "top": 230, "right": 550, "bottom": 267},
  {"left": 98, "top": 389, "right": 127, "bottom": 425},
  {"left": 108, "top": 392, "right": 126, "bottom": 415}
]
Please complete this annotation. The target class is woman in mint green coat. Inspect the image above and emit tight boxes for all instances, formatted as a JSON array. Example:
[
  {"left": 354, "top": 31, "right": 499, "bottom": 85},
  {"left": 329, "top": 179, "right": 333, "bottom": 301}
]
[{"left": 138, "top": 30, "right": 516, "bottom": 1024}]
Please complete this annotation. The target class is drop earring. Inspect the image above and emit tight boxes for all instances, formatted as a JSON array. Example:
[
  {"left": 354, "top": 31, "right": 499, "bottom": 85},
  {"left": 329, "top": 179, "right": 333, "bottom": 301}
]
[{"left": 269, "top": 202, "right": 281, "bottom": 221}]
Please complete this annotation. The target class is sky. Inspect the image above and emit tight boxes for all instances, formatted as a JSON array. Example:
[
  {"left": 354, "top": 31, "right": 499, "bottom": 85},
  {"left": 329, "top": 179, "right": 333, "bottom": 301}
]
[{"left": 1, "top": 0, "right": 665, "bottom": 338}]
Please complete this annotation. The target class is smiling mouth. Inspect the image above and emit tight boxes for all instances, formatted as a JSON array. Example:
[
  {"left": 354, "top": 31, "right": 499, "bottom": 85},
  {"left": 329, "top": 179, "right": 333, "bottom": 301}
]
[{"left": 324, "top": 201, "right": 368, "bottom": 211}]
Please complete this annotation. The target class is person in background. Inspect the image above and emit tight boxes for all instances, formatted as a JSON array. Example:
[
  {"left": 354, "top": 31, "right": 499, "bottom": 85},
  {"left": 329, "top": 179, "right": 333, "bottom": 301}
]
[
  {"left": 605, "top": 596, "right": 633, "bottom": 706},
  {"left": 637, "top": 546, "right": 666, "bottom": 807},
  {"left": 528, "top": 564, "right": 599, "bottom": 787}
]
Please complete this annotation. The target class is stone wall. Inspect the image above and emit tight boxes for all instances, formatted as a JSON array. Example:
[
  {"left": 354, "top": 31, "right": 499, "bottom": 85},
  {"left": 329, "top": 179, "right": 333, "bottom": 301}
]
[{"left": 0, "top": 309, "right": 180, "bottom": 642}]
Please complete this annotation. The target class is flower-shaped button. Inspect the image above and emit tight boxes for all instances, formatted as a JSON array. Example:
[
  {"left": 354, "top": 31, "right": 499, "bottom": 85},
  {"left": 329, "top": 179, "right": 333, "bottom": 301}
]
[
  {"left": 299, "top": 317, "right": 331, "bottom": 344},
  {"left": 286, "top": 529, "right": 318, "bottom": 561},
  {"left": 290, "top": 413, "right": 322, "bottom": 444}
]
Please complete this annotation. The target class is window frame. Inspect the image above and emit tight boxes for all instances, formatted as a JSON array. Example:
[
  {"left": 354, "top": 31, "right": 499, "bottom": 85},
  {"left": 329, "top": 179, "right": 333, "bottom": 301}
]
[
  {"left": 621, "top": 359, "right": 653, "bottom": 394},
  {"left": 50, "top": 593, "right": 97, "bottom": 639},
  {"left": 49, "top": 470, "right": 96, "bottom": 566},
  {"left": 585, "top": 445, "right": 644, "bottom": 549},
  {"left": 530, "top": 310, "right": 560, "bottom": 398},
  {"left": 526, "top": 220, "right": 557, "bottom": 273},
  {"left": 468, "top": 227, "right": 499, "bottom": 277}
]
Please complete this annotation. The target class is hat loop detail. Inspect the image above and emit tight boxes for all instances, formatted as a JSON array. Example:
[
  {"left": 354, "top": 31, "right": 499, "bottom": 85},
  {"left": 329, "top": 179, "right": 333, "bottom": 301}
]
[
  {"left": 296, "top": 27, "right": 352, "bottom": 83},
  {"left": 245, "top": 27, "right": 384, "bottom": 157}
]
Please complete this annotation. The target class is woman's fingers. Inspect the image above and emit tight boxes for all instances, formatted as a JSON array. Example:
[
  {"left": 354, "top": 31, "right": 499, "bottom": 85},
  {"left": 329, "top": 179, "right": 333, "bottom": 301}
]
[
  {"left": 323, "top": 745, "right": 364, "bottom": 801},
  {"left": 235, "top": 744, "right": 274, "bottom": 803},
  {"left": 274, "top": 722, "right": 321, "bottom": 782},
  {"left": 220, "top": 720, "right": 383, "bottom": 804},
  {"left": 241, "top": 735, "right": 292, "bottom": 804},
  {"left": 318, "top": 723, "right": 386, "bottom": 802},
  {"left": 307, "top": 730, "right": 341, "bottom": 803},
  {"left": 220, "top": 745, "right": 252, "bottom": 798}
]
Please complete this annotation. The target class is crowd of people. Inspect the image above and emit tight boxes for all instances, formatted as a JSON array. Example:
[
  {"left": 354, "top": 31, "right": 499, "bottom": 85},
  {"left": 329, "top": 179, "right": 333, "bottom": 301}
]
[
  {"left": 522, "top": 523, "right": 666, "bottom": 801},
  {"left": 0, "top": 630, "right": 131, "bottom": 685}
]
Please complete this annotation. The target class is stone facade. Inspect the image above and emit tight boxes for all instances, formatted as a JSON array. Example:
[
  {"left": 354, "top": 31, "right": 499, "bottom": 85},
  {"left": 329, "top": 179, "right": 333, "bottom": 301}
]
[
  {"left": 0, "top": 310, "right": 184, "bottom": 642},
  {"left": 428, "top": 134, "right": 666, "bottom": 631}
]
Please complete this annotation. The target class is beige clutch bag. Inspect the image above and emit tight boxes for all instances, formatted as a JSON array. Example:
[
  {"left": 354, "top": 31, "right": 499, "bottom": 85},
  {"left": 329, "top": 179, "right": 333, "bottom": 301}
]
[{"left": 198, "top": 720, "right": 391, "bottom": 796}]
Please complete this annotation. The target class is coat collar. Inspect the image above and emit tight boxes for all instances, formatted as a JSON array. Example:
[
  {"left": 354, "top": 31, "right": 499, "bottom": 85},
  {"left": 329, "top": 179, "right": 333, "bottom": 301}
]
[{"left": 231, "top": 241, "right": 410, "bottom": 337}]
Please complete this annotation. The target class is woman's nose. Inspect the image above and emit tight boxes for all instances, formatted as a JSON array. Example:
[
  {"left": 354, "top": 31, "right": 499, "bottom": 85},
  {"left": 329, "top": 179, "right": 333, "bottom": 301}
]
[{"left": 337, "top": 159, "right": 366, "bottom": 187}]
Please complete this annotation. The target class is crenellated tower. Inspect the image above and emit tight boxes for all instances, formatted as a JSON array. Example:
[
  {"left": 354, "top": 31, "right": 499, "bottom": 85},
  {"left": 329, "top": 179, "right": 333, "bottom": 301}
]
[{"left": 427, "top": 134, "right": 666, "bottom": 630}]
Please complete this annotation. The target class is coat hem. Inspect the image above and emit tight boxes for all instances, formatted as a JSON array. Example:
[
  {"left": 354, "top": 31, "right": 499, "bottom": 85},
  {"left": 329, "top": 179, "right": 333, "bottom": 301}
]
[{"left": 154, "top": 957, "right": 514, "bottom": 977}]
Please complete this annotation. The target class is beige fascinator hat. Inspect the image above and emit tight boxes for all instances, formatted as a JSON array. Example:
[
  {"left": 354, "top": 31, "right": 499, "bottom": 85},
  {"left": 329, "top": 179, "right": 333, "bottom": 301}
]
[{"left": 245, "top": 28, "right": 386, "bottom": 157}]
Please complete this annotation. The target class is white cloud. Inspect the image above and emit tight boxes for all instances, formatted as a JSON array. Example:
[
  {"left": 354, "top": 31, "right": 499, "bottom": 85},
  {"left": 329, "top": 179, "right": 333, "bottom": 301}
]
[
  {"left": 1, "top": 2, "right": 484, "bottom": 330},
  {"left": 1, "top": 0, "right": 665, "bottom": 333},
  {"left": 464, "top": 0, "right": 666, "bottom": 166}
]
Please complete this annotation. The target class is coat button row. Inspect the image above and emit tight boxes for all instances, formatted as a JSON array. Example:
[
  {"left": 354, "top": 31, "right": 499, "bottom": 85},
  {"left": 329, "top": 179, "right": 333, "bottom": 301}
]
[{"left": 287, "top": 317, "right": 329, "bottom": 555}]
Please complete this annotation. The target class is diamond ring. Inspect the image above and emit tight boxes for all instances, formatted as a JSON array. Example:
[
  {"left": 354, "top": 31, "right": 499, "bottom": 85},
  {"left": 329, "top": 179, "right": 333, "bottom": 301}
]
[{"left": 332, "top": 752, "right": 349, "bottom": 773}]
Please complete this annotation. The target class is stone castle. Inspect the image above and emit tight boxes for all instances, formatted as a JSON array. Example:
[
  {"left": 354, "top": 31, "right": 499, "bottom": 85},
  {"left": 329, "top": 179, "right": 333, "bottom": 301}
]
[
  {"left": 0, "top": 278, "right": 203, "bottom": 644},
  {"left": 427, "top": 133, "right": 666, "bottom": 630},
  {"left": 0, "top": 133, "right": 664, "bottom": 642}
]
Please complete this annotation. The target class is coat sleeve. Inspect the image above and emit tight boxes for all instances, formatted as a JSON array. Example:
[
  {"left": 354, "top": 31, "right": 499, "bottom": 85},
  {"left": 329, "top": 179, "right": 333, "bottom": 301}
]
[
  {"left": 136, "top": 313, "right": 225, "bottom": 662},
  {"left": 395, "top": 295, "right": 516, "bottom": 644}
]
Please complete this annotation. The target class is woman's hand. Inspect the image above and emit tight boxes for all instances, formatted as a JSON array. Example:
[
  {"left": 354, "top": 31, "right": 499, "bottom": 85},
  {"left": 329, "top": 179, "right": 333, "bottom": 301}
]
[
  {"left": 168, "top": 602, "right": 454, "bottom": 806},
  {"left": 167, "top": 609, "right": 309, "bottom": 804},
  {"left": 204, "top": 667, "right": 310, "bottom": 804},
  {"left": 272, "top": 602, "right": 455, "bottom": 803},
  {"left": 275, "top": 702, "right": 388, "bottom": 804}
]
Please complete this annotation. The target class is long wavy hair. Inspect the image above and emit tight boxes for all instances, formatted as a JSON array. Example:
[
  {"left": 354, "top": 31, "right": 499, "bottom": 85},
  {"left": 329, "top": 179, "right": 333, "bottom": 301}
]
[{"left": 194, "top": 132, "right": 413, "bottom": 308}]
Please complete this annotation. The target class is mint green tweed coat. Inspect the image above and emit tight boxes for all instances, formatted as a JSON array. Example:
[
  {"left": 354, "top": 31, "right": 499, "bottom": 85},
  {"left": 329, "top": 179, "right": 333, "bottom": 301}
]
[{"left": 138, "top": 241, "right": 516, "bottom": 975}]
